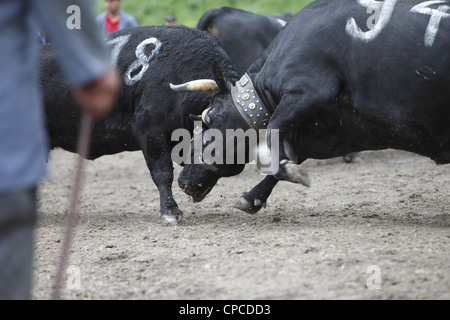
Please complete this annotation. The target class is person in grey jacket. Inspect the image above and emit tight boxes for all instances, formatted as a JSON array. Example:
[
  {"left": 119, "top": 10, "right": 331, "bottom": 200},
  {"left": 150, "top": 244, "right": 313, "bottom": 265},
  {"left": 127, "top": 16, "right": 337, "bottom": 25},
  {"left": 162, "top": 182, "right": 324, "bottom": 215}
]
[
  {"left": 0, "top": 0, "right": 120, "bottom": 299},
  {"left": 97, "top": 0, "right": 138, "bottom": 36}
]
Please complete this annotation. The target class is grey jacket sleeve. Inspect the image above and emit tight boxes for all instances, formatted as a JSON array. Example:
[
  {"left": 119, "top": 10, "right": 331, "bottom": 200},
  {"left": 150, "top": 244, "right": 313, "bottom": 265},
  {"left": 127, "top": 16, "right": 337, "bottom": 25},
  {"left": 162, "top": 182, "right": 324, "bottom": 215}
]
[
  {"left": 32, "top": 0, "right": 110, "bottom": 86},
  {"left": 96, "top": 12, "right": 107, "bottom": 37}
]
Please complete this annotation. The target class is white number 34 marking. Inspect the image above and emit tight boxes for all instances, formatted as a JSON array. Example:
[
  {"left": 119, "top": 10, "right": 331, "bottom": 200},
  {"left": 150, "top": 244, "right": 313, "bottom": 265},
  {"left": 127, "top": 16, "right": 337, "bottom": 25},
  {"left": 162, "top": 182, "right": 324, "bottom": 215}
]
[
  {"left": 346, "top": 0, "right": 450, "bottom": 47},
  {"left": 346, "top": 0, "right": 398, "bottom": 43}
]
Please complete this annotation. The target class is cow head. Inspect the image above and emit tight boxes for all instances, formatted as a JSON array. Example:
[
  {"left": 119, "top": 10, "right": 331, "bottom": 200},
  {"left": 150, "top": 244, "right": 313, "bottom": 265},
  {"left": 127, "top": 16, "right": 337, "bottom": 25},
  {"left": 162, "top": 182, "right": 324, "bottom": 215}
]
[{"left": 171, "top": 62, "right": 254, "bottom": 201}]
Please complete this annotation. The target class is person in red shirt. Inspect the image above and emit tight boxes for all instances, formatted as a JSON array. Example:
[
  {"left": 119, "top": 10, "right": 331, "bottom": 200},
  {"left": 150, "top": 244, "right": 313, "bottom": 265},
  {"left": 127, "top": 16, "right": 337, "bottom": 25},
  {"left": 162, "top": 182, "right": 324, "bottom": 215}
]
[
  {"left": 97, "top": 0, "right": 138, "bottom": 36},
  {"left": 105, "top": 9, "right": 119, "bottom": 34}
]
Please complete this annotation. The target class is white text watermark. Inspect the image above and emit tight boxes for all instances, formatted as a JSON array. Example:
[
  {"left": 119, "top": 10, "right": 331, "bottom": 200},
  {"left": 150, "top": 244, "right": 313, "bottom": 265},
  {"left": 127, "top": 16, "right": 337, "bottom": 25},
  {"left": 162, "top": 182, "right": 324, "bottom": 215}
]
[{"left": 171, "top": 122, "right": 280, "bottom": 175}]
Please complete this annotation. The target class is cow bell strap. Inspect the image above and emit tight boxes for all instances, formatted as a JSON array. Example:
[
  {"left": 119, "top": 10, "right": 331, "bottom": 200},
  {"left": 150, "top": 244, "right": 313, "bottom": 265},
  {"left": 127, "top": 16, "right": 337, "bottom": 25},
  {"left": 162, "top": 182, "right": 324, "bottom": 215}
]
[{"left": 231, "top": 73, "right": 272, "bottom": 130}]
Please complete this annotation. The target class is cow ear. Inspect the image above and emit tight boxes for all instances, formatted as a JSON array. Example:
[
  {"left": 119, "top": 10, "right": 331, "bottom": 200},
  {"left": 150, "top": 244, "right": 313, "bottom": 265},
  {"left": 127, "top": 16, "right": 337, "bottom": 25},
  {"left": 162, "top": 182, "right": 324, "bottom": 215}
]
[{"left": 212, "top": 61, "right": 228, "bottom": 94}]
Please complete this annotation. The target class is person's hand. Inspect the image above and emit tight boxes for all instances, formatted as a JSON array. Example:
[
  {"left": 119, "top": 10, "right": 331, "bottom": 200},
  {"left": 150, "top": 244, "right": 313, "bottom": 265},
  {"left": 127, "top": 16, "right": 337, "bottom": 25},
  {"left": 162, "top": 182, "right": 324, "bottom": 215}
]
[{"left": 73, "top": 68, "right": 121, "bottom": 120}]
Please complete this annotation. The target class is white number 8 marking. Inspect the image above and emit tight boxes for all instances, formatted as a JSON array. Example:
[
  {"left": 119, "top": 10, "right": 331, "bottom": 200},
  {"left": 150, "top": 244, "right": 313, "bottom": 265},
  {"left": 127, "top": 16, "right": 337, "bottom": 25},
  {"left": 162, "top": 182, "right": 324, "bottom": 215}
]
[
  {"left": 107, "top": 35, "right": 162, "bottom": 86},
  {"left": 125, "top": 37, "right": 162, "bottom": 86}
]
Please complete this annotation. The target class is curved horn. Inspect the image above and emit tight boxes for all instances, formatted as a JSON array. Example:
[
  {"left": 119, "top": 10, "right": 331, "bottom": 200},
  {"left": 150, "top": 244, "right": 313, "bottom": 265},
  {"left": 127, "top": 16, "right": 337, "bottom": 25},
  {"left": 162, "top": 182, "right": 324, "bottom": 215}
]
[{"left": 170, "top": 79, "right": 219, "bottom": 96}]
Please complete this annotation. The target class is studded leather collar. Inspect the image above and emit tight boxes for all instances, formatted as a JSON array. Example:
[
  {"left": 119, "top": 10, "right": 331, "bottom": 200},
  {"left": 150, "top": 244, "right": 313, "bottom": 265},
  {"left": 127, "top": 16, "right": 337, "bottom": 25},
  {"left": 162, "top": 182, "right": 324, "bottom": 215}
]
[{"left": 231, "top": 73, "right": 272, "bottom": 130}]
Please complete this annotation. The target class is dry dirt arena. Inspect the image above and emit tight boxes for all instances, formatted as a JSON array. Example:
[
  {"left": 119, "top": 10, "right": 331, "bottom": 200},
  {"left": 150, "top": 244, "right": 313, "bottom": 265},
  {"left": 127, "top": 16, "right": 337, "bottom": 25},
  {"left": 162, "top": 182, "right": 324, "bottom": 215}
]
[{"left": 32, "top": 148, "right": 450, "bottom": 300}]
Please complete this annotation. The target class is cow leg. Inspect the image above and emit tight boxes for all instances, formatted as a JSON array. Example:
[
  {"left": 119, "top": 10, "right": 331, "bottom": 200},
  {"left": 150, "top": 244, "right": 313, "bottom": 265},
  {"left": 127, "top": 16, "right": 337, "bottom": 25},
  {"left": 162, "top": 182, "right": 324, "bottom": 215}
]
[
  {"left": 143, "top": 149, "right": 182, "bottom": 225},
  {"left": 133, "top": 124, "right": 183, "bottom": 225},
  {"left": 131, "top": 107, "right": 184, "bottom": 225},
  {"left": 267, "top": 122, "right": 310, "bottom": 185},
  {"left": 233, "top": 175, "right": 279, "bottom": 213},
  {"left": 268, "top": 82, "right": 338, "bottom": 184}
]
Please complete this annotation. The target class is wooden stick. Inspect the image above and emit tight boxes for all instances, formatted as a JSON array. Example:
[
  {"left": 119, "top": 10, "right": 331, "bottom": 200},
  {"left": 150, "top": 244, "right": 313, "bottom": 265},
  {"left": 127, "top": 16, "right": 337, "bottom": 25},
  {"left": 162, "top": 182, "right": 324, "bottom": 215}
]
[{"left": 51, "top": 110, "right": 93, "bottom": 300}]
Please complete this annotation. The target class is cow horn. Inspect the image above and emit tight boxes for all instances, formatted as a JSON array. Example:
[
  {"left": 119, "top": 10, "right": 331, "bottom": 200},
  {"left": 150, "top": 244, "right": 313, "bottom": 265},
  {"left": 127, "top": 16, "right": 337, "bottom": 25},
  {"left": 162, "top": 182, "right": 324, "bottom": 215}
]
[{"left": 170, "top": 79, "right": 219, "bottom": 96}]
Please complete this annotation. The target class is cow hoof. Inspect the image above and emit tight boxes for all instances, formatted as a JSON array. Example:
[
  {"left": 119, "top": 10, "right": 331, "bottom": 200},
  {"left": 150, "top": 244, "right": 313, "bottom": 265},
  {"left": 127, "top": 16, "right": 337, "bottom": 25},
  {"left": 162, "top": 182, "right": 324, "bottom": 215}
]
[
  {"left": 233, "top": 195, "right": 265, "bottom": 214},
  {"left": 160, "top": 209, "right": 183, "bottom": 226},
  {"left": 343, "top": 153, "right": 363, "bottom": 163},
  {"left": 343, "top": 153, "right": 355, "bottom": 163},
  {"left": 278, "top": 160, "right": 311, "bottom": 186},
  {"left": 161, "top": 215, "right": 180, "bottom": 225}
]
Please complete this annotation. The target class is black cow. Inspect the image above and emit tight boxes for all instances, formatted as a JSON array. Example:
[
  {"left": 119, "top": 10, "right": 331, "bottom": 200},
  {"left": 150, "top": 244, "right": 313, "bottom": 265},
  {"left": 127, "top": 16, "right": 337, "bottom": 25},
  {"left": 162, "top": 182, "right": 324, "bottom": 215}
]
[
  {"left": 41, "top": 25, "right": 240, "bottom": 224},
  {"left": 198, "top": 6, "right": 358, "bottom": 164},
  {"left": 197, "top": 7, "right": 287, "bottom": 74},
  {"left": 172, "top": 0, "right": 450, "bottom": 213}
]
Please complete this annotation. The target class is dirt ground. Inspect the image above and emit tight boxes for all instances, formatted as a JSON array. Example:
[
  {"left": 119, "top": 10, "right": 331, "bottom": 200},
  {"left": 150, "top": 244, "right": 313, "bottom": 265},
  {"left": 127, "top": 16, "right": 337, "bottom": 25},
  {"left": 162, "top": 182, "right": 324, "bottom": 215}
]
[{"left": 31, "top": 148, "right": 450, "bottom": 300}]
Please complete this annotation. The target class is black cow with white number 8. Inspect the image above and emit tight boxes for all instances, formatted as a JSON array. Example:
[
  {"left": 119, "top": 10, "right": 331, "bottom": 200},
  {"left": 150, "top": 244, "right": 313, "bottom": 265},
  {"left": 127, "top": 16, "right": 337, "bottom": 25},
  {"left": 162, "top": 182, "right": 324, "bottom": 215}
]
[{"left": 40, "top": 25, "right": 240, "bottom": 225}]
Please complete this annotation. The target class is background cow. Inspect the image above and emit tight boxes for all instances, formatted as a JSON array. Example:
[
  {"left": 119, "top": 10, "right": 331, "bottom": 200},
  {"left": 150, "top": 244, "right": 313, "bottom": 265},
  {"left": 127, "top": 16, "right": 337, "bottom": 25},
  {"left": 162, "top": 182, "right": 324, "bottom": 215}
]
[
  {"left": 173, "top": 0, "right": 450, "bottom": 213},
  {"left": 41, "top": 25, "right": 240, "bottom": 225},
  {"left": 197, "top": 7, "right": 287, "bottom": 75}
]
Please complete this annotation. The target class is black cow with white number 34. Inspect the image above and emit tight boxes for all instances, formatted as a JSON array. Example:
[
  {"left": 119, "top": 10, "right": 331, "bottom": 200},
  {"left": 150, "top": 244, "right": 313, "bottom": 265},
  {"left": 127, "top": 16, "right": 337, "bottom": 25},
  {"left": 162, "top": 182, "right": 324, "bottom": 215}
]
[
  {"left": 172, "top": 0, "right": 450, "bottom": 214},
  {"left": 40, "top": 25, "right": 240, "bottom": 225}
]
